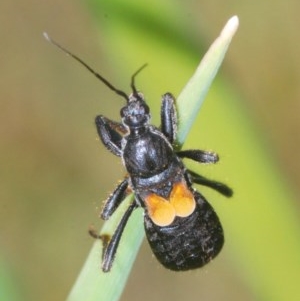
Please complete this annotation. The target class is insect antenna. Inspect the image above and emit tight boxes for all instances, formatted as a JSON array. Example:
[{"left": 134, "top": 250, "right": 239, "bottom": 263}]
[
  {"left": 130, "top": 63, "right": 148, "bottom": 97},
  {"left": 43, "top": 32, "right": 129, "bottom": 102}
]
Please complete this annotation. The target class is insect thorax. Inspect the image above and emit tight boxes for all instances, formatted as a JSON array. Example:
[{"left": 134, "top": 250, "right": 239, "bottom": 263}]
[{"left": 122, "top": 126, "right": 174, "bottom": 178}]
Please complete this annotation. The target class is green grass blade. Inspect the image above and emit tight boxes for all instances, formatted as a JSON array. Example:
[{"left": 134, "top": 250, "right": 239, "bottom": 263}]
[
  {"left": 65, "top": 17, "right": 238, "bottom": 301},
  {"left": 176, "top": 16, "right": 239, "bottom": 144},
  {"left": 66, "top": 195, "right": 144, "bottom": 301}
]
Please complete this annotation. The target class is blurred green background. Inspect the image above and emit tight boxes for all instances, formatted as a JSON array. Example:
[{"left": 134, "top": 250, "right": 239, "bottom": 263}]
[{"left": 1, "top": 1, "right": 300, "bottom": 301}]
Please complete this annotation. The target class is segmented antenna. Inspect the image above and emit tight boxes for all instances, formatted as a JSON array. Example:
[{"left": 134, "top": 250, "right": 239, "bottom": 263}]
[
  {"left": 43, "top": 32, "right": 129, "bottom": 102},
  {"left": 130, "top": 63, "right": 148, "bottom": 96}
]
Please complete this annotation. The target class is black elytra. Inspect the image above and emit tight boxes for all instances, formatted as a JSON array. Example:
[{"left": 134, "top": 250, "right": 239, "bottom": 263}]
[{"left": 45, "top": 34, "right": 233, "bottom": 272}]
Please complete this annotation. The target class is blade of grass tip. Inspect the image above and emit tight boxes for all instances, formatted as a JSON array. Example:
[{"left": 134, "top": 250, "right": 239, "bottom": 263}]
[
  {"left": 65, "top": 15, "right": 239, "bottom": 301},
  {"left": 176, "top": 15, "right": 239, "bottom": 145}
]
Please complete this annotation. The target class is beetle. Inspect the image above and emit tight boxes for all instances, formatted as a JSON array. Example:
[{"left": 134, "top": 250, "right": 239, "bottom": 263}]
[{"left": 44, "top": 33, "right": 233, "bottom": 272}]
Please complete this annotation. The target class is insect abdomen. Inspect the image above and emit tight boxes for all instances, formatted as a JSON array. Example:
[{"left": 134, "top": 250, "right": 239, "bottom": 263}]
[{"left": 144, "top": 190, "right": 224, "bottom": 271}]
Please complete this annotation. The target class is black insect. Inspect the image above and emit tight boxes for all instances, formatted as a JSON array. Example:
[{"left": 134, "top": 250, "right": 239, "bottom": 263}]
[{"left": 44, "top": 33, "right": 233, "bottom": 272}]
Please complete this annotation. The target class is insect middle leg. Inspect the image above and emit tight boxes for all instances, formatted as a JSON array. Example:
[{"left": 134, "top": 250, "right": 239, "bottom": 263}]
[
  {"left": 101, "top": 178, "right": 129, "bottom": 220},
  {"left": 177, "top": 149, "right": 219, "bottom": 163}
]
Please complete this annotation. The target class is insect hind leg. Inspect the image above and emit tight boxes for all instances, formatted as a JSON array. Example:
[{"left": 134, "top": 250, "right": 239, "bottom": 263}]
[
  {"left": 188, "top": 169, "right": 233, "bottom": 197},
  {"left": 94, "top": 201, "right": 137, "bottom": 272}
]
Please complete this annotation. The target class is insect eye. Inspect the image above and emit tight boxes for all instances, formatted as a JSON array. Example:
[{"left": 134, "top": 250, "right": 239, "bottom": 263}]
[
  {"left": 120, "top": 107, "right": 127, "bottom": 118},
  {"left": 143, "top": 103, "right": 150, "bottom": 115}
]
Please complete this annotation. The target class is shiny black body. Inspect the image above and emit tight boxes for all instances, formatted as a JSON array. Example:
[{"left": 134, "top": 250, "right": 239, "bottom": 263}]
[
  {"left": 44, "top": 35, "right": 232, "bottom": 272},
  {"left": 95, "top": 89, "right": 233, "bottom": 272}
]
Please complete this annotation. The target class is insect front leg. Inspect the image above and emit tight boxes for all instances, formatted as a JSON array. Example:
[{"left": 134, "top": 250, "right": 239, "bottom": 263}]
[
  {"left": 95, "top": 115, "right": 127, "bottom": 156},
  {"left": 160, "top": 93, "right": 177, "bottom": 144},
  {"left": 177, "top": 149, "right": 219, "bottom": 163},
  {"left": 188, "top": 169, "right": 233, "bottom": 197},
  {"left": 101, "top": 178, "right": 129, "bottom": 220}
]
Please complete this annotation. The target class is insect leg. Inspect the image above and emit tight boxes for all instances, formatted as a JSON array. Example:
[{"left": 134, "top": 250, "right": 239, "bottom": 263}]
[
  {"left": 95, "top": 115, "right": 127, "bottom": 157},
  {"left": 177, "top": 149, "right": 219, "bottom": 163},
  {"left": 102, "top": 201, "right": 138, "bottom": 272},
  {"left": 188, "top": 169, "right": 233, "bottom": 197},
  {"left": 101, "top": 178, "right": 129, "bottom": 220},
  {"left": 160, "top": 93, "right": 177, "bottom": 144}
]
